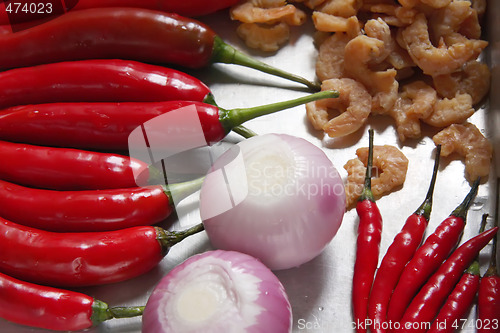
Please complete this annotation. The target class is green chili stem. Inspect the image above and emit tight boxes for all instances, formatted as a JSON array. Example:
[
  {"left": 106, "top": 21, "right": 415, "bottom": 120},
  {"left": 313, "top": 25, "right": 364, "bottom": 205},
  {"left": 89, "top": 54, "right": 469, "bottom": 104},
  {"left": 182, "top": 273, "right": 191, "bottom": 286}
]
[
  {"left": 359, "top": 129, "right": 375, "bottom": 202},
  {"left": 219, "top": 90, "right": 339, "bottom": 132},
  {"left": 212, "top": 36, "right": 320, "bottom": 91},
  {"left": 414, "top": 145, "right": 441, "bottom": 219},
  {"left": 156, "top": 223, "right": 205, "bottom": 256},
  {"left": 451, "top": 177, "right": 480, "bottom": 220},
  {"left": 91, "top": 300, "right": 144, "bottom": 326},
  {"left": 232, "top": 125, "right": 258, "bottom": 138},
  {"left": 163, "top": 177, "right": 205, "bottom": 204}
]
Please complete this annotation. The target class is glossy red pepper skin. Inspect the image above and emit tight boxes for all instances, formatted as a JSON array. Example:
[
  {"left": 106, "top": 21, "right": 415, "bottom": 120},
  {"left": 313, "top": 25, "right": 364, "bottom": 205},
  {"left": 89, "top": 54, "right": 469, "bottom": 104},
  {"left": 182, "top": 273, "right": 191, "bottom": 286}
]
[
  {"left": 0, "top": 101, "right": 227, "bottom": 150},
  {"left": 353, "top": 199, "right": 383, "bottom": 333},
  {"left": 0, "top": 8, "right": 216, "bottom": 70},
  {"left": 368, "top": 147, "right": 439, "bottom": 333},
  {"left": 478, "top": 275, "right": 500, "bottom": 333},
  {"left": 397, "top": 227, "right": 499, "bottom": 333},
  {"left": 0, "top": 217, "right": 167, "bottom": 287},
  {"left": 0, "top": 59, "right": 211, "bottom": 110},
  {"left": 427, "top": 269, "right": 480, "bottom": 333},
  {"left": 0, "top": 271, "right": 94, "bottom": 331},
  {"left": 387, "top": 181, "right": 479, "bottom": 323},
  {"left": 0, "top": 140, "right": 148, "bottom": 190},
  {"left": 368, "top": 214, "right": 427, "bottom": 333},
  {"left": 0, "top": 179, "right": 172, "bottom": 232},
  {"left": 0, "top": 0, "right": 239, "bottom": 26}
]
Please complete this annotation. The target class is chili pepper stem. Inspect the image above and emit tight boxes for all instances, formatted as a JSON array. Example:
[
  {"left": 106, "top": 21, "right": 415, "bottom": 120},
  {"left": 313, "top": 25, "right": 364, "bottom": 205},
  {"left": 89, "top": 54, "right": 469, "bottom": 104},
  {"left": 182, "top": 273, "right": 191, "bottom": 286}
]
[
  {"left": 156, "top": 223, "right": 205, "bottom": 255},
  {"left": 212, "top": 36, "right": 321, "bottom": 91},
  {"left": 359, "top": 129, "right": 375, "bottom": 202},
  {"left": 91, "top": 300, "right": 144, "bottom": 326},
  {"left": 163, "top": 177, "right": 205, "bottom": 203},
  {"left": 414, "top": 145, "right": 441, "bottom": 219},
  {"left": 232, "top": 125, "right": 259, "bottom": 138},
  {"left": 451, "top": 177, "right": 480, "bottom": 220},
  {"left": 469, "top": 214, "right": 489, "bottom": 275},
  {"left": 219, "top": 90, "right": 339, "bottom": 133}
]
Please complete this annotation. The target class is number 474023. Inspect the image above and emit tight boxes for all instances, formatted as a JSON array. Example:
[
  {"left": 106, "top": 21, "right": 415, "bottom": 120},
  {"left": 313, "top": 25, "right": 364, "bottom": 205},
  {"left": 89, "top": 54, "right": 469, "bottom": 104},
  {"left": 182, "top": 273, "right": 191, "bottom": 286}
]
[
  {"left": 5, "top": 2, "right": 53, "bottom": 14},
  {"left": 452, "top": 319, "right": 499, "bottom": 330}
]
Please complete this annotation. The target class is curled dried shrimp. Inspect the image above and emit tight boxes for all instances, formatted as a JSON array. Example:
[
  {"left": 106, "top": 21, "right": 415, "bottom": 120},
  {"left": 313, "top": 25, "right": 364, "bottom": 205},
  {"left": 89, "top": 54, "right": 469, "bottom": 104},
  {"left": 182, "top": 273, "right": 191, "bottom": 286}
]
[
  {"left": 400, "top": 13, "right": 487, "bottom": 76},
  {"left": 388, "top": 81, "right": 437, "bottom": 142},
  {"left": 230, "top": 0, "right": 306, "bottom": 51},
  {"left": 343, "top": 21, "right": 399, "bottom": 113},
  {"left": 432, "top": 60, "right": 490, "bottom": 105},
  {"left": 237, "top": 22, "right": 290, "bottom": 52},
  {"left": 306, "top": 78, "right": 372, "bottom": 138},
  {"left": 344, "top": 145, "right": 409, "bottom": 208},
  {"left": 315, "top": 0, "right": 362, "bottom": 17},
  {"left": 433, "top": 122, "right": 492, "bottom": 182},
  {"left": 312, "top": 12, "right": 361, "bottom": 34},
  {"left": 315, "top": 32, "right": 351, "bottom": 81},
  {"left": 429, "top": 0, "right": 481, "bottom": 41},
  {"left": 423, "top": 93, "right": 474, "bottom": 128}
]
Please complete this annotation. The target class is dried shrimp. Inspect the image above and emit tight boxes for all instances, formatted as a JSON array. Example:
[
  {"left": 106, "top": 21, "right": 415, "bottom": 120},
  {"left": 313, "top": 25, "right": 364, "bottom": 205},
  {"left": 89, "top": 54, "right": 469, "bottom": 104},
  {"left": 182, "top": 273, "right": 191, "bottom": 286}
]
[
  {"left": 315, "top": 32, "right": 351, "bottom": 81},
  {"left": 433, "top": 122, "right": 492, "bottom": 182},
  {"left": 306, "top": 78, "right": 372, "bottom": 138},
  {"left": 344, "top": 145, "right": 409, "bottom": 208},
  {"left": 237, "top": 22, "right": 290, "bottom": 52},
  {"left": 388, "top": 81, "right": 437, "bottom": 142},
  {"left": 230, "top": 0, "right": 306, "bottom": 51},
  {"left": 400, "top": 13, "right": 487, "bottom": 76},
  {"left": 432, "top": 60, "right": 491, "bottom": 105},
  {"left": 423, "top": 93, "right": 475, "bottom": 128}
]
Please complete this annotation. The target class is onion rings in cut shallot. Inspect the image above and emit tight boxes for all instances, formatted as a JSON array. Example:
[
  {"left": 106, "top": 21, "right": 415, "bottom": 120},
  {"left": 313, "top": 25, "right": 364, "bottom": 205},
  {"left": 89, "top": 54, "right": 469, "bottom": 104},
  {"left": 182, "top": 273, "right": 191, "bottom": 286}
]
[{"left": 142, "top": 250, "right": 293, "bottom": 333}]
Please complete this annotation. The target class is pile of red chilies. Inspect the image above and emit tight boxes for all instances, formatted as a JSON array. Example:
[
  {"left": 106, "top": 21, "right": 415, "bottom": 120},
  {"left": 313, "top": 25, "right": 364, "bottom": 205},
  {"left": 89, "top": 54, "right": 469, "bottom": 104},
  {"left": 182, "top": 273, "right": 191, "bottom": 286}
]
[
  {"left": 353, "top": 131, "right": 500, "bottom": 333},
  {"left": 0, "top": 3, "right": 335, "bottom": 331}
]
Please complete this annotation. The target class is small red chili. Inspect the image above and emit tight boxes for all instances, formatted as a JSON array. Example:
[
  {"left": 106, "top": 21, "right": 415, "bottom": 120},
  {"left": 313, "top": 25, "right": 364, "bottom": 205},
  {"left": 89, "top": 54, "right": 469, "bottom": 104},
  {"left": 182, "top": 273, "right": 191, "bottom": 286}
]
[
  {"left": 0, "top": 0, "right": 239, "bottom": 26},
  {"left": 478, "top": 197, "right": 500, "bottom": 333},
  {"left": 352, "top": 129, "right": 383, "bottom": 333},
  {"left": 0, "top": 140, "right": 150, "bottom": 190},
  {"left": 367, "top": 146, "right": 441, "bottom": 333},
  {"left": 0, "top": 91, "right": 337, "bottom": 150},
  {"left": 397, "top": 221, "right": 499, "bottom": 333},
  {"left": 0, "top": 59, "right": 213, "bottom": 110},
  {"left": 0, "top": 217, "right": 204, "bottom": 287},
  {"left": 386, "top": 179, "right": 480, "bottom": 323},
  {"left": 0, "top": 177, "right": 202, "bottom": 232},
  {"left": 0, "top": 8, "right": 318, "bottom": 89},
  {"left": 427, "top": 217, "right": 487, "bottom": 333},
  {"left": 0, "top": 271, "right": 144, "bottom": 331}
]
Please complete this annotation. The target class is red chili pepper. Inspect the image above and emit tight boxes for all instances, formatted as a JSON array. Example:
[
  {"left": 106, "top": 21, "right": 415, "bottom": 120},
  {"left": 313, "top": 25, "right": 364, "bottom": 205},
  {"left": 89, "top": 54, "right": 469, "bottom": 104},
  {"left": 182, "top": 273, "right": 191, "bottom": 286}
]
[
  {"left": 397, "top": 222, "right": 499, "bottom": 333},
  {"left": 386, "top": 179, "right": 480, "bottom": 324},
  {"left": 0, "top": 91, "right": 337, "bottom": 150},
  {"left": 0, "top": 0, "right": 239, "bottom": 26},
  {"left": 0, "top": 140, "right": 151, "bottom": 190},
  {"left": 367, "top": 146, "right": 441, "bottom": 333},
  {"left": 0, "top": 177, "right": 202, "bottom": 232},
  {"left": 0, "top": 271, "right": 143, "bottom": 331},
  {"left": 0, "top": 59, "right": 213, "bottom": 110},
  {"left": 0, "top": 217, "right": 204, "bottom": 287},
  {"left": 0, "top": 7, "right": 319, "bottom": 89},
  {"left": 352, "top": 129, "right": 383, "bottom": 333},
  {"left": 427, "top": 214, "right": 488, "bottom": 333},
  {"left": 478, "top": 194, "right": 500, "bottom": 333}
]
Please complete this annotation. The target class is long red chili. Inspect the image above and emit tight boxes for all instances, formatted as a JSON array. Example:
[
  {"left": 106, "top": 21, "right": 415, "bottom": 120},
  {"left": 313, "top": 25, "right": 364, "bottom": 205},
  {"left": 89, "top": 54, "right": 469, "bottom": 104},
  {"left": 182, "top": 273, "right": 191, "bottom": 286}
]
[
  {"left": 0, "top": 59, "right": 213, "bottom": 110},
  {"left": 427, "top": 214, "right": 489, "bottom": 333},
  {"left": 0, "top": 177, "right": 203, "bottom": 232},
  {"left": 0, "top": 91, "right": 337, "bottom": 150},
  {"left": 0, "top": 140, "right": 151, "bottom": 190},
  {"left": 0, "top": 271, "right": 143, "bottom": 331},
  {"left": 0, "top": 217, "right": 204, "bottom": 287},
  {"left": 478, "top": 192, "right": 500, "bottom": 333},
  {"left": 397, "top": 223, "right": 499, "bottom": 333},
  {"left": 0, "top": 7, "right": 319, "bottom": 89},
  {"left": 0, "top": 0, "right": 239, "bottom": 26},
  {"left": 367, "top": 146, "right": 441, "bottom": 333},
  {"left": 352, "top": 129, "right": 383, "bottom": 333},
  {"left": 386, "top": 179, "right": 480, "bottom": 323}
]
